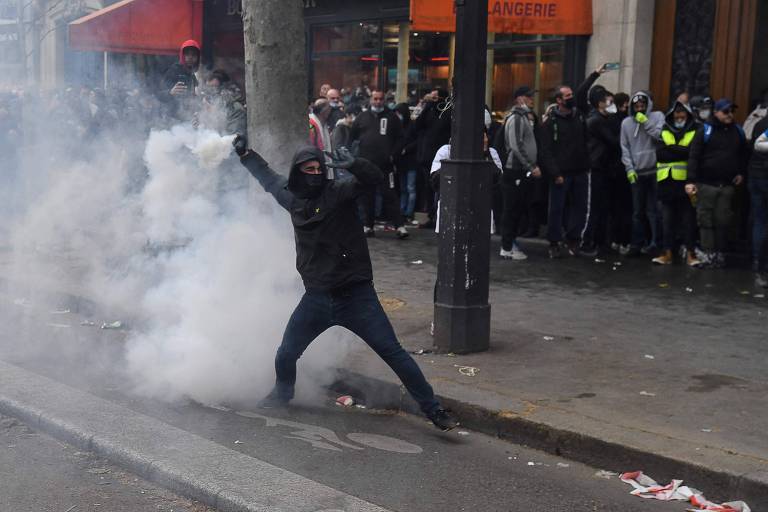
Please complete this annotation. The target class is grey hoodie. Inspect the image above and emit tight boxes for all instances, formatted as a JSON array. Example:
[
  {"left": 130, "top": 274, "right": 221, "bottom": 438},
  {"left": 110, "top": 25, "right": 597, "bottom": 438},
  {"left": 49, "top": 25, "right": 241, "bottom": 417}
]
[
  {"left": 503, "top": 104, "right": 537, "bottom": 171},
  {"left": 620, "top": 91, "right": 665, "bottom": 177}
]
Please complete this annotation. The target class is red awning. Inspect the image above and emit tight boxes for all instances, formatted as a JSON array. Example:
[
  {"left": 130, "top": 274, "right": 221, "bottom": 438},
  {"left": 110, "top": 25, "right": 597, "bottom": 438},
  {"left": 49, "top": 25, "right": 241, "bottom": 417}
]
[{"left": 69, "top": 0, "right": 203, "bottom": 55}]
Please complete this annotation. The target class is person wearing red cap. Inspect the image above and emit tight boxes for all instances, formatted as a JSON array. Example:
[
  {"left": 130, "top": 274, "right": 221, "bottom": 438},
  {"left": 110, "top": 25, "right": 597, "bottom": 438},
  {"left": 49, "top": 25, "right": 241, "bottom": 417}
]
[{"left": 158, "top": 40, "right": 202, "bottom": 121}]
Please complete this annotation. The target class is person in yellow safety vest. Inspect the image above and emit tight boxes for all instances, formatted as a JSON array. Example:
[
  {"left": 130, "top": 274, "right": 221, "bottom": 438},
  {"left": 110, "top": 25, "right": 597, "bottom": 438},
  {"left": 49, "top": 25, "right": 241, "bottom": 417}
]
[{"left": 652, "top": 101, "right": 702, "bottom": 267}]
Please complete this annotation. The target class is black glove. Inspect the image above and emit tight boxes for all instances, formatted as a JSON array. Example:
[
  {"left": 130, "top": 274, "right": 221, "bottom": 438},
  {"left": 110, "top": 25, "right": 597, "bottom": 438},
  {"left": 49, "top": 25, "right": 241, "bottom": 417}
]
[
  {"left": 328, "top": 146, "right": 356, "bottom": 169},
  {"left": 233, "top": 134, "right": 248, "bottom": 157}
]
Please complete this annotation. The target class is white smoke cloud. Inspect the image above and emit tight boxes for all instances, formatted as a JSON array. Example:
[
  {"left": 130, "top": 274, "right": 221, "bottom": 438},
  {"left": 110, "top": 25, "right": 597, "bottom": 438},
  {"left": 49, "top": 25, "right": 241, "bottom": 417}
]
[{"left": 4, "top": 115, "right": 353, "bottom": 406}]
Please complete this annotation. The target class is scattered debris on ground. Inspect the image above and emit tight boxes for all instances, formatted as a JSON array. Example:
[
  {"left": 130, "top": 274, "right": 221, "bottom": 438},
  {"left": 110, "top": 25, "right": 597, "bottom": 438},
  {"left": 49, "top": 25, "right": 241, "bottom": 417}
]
[
  {"left": 454, "top": 365, "right": 479, "bottom": 377},
  {"left": 336, "top": 395, "right": 355, "bottom": 407},
  {"left": 100, "top": 321, "right": 123, "bottom": 330},
  {"left": 620, "top": 471, "right": 751, "bottom": 511}
]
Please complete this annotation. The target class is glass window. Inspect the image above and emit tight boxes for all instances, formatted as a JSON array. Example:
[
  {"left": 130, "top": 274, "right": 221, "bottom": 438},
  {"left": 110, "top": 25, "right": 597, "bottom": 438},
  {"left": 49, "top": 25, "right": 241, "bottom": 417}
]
[
  {"left": 312, "top": 22, "right": 380, "bottom": 53},
  {"left": 312, "top": 53, "right": 380, "bottom": 97},
  {"left": 491, "top": 42, "right": 564, "bottom": 114}
]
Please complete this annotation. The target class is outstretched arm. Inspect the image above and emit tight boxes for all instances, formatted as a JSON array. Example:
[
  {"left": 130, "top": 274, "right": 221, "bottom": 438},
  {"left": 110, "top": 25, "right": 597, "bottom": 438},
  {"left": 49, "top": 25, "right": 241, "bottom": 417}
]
[{"left": 234, "top": 137, "right": 293, "bottom": 210}]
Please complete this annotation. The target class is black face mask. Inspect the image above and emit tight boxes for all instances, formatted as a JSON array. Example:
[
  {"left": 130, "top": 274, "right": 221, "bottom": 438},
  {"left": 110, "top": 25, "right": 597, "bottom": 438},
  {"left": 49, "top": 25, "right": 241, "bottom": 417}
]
[
  {"left": 304, "top": 173, "right": 325, "bottom": 188},
  {"left": 564, "top": 98, "right": 576, "bottom": 109}
]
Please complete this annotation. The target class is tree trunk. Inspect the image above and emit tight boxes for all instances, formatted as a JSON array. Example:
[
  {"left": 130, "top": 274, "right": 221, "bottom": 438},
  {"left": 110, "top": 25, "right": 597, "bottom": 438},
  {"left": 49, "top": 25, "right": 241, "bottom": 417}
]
[{"left": 242, "top": 0, "right": 309, "bottom": 173}]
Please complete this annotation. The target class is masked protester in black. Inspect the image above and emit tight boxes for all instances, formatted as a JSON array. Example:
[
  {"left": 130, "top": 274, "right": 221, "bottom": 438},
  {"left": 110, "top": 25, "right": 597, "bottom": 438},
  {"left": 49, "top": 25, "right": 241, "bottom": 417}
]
[{"left": 233, "top": 138, "right": 458, "bottom": 431}]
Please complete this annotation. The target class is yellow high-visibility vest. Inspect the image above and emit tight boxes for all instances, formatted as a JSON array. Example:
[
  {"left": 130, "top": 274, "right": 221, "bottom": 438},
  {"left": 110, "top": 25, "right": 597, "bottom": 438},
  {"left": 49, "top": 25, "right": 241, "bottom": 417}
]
[{"left": 657, "top": 129, "right": 695, "bottom": 182}]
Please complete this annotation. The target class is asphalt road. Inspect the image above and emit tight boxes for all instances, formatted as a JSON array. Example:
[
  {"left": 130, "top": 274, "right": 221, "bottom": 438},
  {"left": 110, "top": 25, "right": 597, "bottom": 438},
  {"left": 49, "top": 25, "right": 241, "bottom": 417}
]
[
  {"left": 0, "top": 413, "right": 214, "bottom": 512},
  {"left": 0, "top": 316, "right": 688, "bottom": 512}
]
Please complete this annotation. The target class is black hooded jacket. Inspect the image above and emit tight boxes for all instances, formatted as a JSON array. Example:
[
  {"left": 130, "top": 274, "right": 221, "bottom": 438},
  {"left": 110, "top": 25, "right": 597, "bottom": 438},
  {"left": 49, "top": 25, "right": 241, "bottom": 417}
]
[
  {"left": 656, "top": 101, "right": 697, "bottom": 200},
  {"left": 240, "top": 146, "right": 380, "bottom": 291},
  {"left": 688, "top": 117, "right": 748, "bottom": 186},
  {"left": 586, "top": 110, "right": 622, "bottom": 172}
]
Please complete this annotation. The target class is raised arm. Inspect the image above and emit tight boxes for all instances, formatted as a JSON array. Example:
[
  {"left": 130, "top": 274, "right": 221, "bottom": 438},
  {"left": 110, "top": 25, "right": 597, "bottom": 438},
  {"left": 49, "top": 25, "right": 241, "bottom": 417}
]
[{"left": 234, "top": 137, "right": 293, "bottom": 210}]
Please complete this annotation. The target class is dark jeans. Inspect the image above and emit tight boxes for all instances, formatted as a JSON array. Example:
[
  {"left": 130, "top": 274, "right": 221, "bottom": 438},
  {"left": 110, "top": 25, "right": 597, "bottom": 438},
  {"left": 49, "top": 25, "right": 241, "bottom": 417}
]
[
  {"left": 660, "top": 197, "right": 696, "bottom": 251},
  {"left": 399, "top": 168, "right": 418, "bottom": 217},
  {"left": 631, "top": 174, "right": 659, "bottom": 249},
  {"left": 749, "top": 177, "right": 768, "bottom": 269},
  {"left": 273, "top": 281, "right": 440, "bottom": 415},
  {"left": 696, "top": 183, "right": 735, "bottom": 251},
  {"left": 358, "top": 167, "right": 403, "bottom": 228},
  {"left": 610, "top": 169, "right": 633, "bottom": 246},
  {"left": 501, "top": 168, "right": 531, "bottom": 250},
  {"left": 582, "top": 171, "right": 611, "bottom": 249},
  {"left": 547, "top": 172, "right": 589, "bottom": 243}
]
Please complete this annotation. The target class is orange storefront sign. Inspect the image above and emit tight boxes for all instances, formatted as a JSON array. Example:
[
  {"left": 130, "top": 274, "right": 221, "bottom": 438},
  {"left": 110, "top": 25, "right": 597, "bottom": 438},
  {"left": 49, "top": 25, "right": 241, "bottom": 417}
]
[{"left": 410, "top": 0, "right": 593, "bottom": 35}]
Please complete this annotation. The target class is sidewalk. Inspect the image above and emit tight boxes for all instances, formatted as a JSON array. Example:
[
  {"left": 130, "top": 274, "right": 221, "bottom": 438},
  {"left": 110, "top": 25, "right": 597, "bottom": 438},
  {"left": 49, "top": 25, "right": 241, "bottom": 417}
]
[{"left": 338, "top": 230, "right": 768, "bottom": 506}]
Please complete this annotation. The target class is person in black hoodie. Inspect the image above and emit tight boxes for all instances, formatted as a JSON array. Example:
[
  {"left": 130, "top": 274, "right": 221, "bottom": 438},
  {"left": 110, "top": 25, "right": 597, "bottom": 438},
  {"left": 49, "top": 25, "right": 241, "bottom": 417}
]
[
  {"left": 233, "top": 138, "right": 457, "bottom": 431},
  {"left": 350, "top": 90, "right": 408, "bottom": 239},
  {"left": 159, "top": 40, "right": 202, "bottom": 122},
  {"left": 393, "top": 102, "right": 419, "bottom": 223},
  {"left": 686, "top": 98, "right": 748, "bottom": 267},
  {"left": 651, "top": 101, "right": 701, "bottom": 267},
  {"left": 409, "top": 88, "right": 452, "bottom": 229},
  {"left": 539, "top": 65, "right": 606, "bottom": 258},
  {"left": 582, "top": 87, "right": 623, "bottom": 256}
]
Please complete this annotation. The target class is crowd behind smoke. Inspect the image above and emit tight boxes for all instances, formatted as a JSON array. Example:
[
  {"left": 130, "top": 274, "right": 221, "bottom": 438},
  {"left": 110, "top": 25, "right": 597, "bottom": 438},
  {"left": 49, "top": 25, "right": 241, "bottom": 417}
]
[{"left": 0, "top": 82, "right": 354, "bottom": 406}]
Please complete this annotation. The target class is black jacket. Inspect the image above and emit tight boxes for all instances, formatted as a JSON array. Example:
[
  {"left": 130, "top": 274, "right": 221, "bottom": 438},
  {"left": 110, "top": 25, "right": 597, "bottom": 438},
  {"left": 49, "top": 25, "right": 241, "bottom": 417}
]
[
  {"left": 411, "top": 101, "right": 452, "bottom": 166},
  {"left": 688, "top": 119, "right": 748, "bottom": 186},
  {"left": 351, "top": 109, "right": 403, "bottom": 171},
  {"left": 586, "top": 110, "right": 622, "bottom": 172},
  {"left": 240, "top": 146, "right": 381, "bottom": 291},
  {"left": 748, "top": 117, "right": 768, "bottom": 179},
  {"left": 539, "top": 71, "right": 598, "bottom": 177},
  {"left": 393, "top": 103, "right": 419, "bottom": 171}
]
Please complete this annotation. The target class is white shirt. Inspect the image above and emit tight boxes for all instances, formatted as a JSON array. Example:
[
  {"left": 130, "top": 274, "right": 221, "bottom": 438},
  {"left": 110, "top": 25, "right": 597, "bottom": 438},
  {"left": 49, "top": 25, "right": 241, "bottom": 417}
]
[{"left": 430, "top": 144, "right": 501, "bottom": 233}]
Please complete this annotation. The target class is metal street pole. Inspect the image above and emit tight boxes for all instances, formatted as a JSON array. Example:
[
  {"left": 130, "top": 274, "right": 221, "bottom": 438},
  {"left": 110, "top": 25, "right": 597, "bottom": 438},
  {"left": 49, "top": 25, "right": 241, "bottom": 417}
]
[{"left": 433, "top": 0, "right": 492, "bottom": 354}]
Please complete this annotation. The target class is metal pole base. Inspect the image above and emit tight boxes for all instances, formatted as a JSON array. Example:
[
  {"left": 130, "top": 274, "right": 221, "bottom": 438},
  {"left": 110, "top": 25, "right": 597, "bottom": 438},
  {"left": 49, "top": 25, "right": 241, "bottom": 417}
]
[{"left": 433, "top": 302, "right": 490, "bottom": 354}]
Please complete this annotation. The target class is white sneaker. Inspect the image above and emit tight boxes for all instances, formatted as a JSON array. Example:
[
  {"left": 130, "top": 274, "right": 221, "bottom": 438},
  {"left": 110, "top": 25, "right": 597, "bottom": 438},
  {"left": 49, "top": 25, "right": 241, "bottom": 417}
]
[
  {"left": 396, "top": 226, "right": 409, "bottom": 239},
  {"left": 500, "top": 245, "right": 527, "bottom": 260}
]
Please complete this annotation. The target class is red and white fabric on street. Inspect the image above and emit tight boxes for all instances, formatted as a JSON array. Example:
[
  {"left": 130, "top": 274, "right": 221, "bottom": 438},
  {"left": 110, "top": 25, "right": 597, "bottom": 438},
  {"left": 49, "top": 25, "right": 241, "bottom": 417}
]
[{"left": 619, "top": 471, "right": 751, "bottom": 512}]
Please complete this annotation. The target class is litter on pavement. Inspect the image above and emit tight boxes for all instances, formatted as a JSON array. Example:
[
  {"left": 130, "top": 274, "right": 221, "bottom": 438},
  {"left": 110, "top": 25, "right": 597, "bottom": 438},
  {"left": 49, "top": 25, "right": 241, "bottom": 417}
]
[
  {"left": 701, "top": 428, "right": 713, "bottom": 433},
  {"left": 639, "top": 391, "right": 656, "bottom": 397},
  {"left": 619, "top": 471, "right": 751, "bottom": 511},
  {"left": 659, "top": 282, "right": 670, "bottom": 288},
  {"left": 686, "top": 287, "right": 694, "bottom": 293},
  {"left": 644, "top": 354, "right": 655, "bottom": 360},
  {"left": 100, "top": 321, "right": 123, "bottom": 330},
  {"left": 411, "top": 348, "right": 433, "bottom": 355},
  {"left": 595, "top": 470, "right": 619, "bottom": 479},
  {"left": 50, "top": 309, "right": 71, "bottom": 315},
  {"left": 557, "top": 462, "right": 570, "bottom": 468},
  {"left": 410, "top": 260, "right": 423, "bottom": 265},
  {"left": 336, "top": 395, "right": 355, "bottom": 407},
  {"left": 234, "top": 440, "right": 244, "bottom": 444},
  {"left": 454, "top": 365, "right": 479, "bottom": 377},
  {"left": 457, "top": 431, "right": 470, "bottom": 436},
  {"left": 542, "top": 336, "right": 555, "bottom": 341},
  {"left": 80, "top": 320, "right": 97, "bottom": 327}
]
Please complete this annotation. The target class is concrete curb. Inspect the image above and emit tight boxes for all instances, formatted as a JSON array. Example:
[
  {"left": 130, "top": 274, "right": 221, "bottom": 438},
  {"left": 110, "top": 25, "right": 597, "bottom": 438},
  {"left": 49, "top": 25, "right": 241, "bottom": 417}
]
[
  {"left": 0, "top": 360, "right": 390, "bottom": 512},
  {"left": 330, "top": 369, "right": 768, "bottom": 508}
]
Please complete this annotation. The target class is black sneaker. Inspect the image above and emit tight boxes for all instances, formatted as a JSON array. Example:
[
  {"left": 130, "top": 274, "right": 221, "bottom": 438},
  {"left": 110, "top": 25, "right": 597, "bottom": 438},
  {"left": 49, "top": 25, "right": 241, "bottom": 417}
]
[
  {"left": 257, "top": 390, "right": 290, "bottom": 409},
  {"left": 428, "top": 408, "right": 459, "bottom": 431}
]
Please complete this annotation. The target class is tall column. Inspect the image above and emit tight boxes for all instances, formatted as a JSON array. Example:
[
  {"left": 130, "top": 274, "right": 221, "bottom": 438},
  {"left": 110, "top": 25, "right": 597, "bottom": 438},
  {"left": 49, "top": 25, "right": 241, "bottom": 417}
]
[
  {"left": 242, "top": 0, "right": 309, "bottom": 172},
  {"left": 396, "top": 21, "right": 411, "bottom": 104},
  {"left": 433, "top": 0, "right": 493, "bottom": 354},
  {"left": 448, "top": 33, "right": 456, "bottom": 84},
  {"left": 485, "top": 32, "right": 494, "bottom": 108}
]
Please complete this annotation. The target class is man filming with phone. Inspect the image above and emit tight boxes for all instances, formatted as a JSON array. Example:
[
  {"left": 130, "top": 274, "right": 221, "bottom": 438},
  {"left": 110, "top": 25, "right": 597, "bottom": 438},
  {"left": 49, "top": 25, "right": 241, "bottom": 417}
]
[{"left": 159, "top": 40, "right": 202, "bottom": 122}]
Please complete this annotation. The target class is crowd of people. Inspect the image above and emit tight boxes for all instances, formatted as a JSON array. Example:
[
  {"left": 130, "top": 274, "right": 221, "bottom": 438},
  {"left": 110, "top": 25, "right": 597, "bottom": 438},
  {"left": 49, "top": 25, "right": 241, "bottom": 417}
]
[
  {"left": 3, "top": 41, "right": 767, "bottom": 289},
  {"left": 309, "top": 65, "right": 768, "bottom": 289}
]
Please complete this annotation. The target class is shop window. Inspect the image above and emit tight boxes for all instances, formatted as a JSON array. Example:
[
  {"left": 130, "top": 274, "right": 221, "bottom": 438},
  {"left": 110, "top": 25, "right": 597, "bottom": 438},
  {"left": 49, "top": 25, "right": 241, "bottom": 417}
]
[
  {"left": 312, "top": 53, "right": 380, "bottom": 97},
  {"left": 313, "top": 22, "right": 380, "bottom": 53},
  {"left": 491, "top": 38, "right": 564, "bottom": 114}
]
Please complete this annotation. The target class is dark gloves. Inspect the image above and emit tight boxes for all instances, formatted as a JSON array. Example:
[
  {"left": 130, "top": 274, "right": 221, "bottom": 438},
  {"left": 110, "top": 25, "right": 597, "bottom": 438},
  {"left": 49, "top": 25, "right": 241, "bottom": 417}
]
[
  {"left": 233, "top": 134, "right": 248, "bottom": 157},
  {"left": 328, "top": 146, "right": 356, "bottom": 169}
]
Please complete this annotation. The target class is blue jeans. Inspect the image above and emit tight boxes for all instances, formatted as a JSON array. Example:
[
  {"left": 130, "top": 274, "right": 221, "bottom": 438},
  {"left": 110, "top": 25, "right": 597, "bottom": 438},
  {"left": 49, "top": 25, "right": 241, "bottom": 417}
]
[
  {"left": 547, "top": 172, "right": 589, "bottom": 243},
  {"left": 631, "top": 174, "right": 659, "bottom": 249},
  {"left": 399, "top": 169, "right": 418, "bottom": 217},
  {"left": 750, "top": 177, "right": 768, "bottom": 269},
  {"left": 273, "top": 281, "right": 440, "bottom": 415}
]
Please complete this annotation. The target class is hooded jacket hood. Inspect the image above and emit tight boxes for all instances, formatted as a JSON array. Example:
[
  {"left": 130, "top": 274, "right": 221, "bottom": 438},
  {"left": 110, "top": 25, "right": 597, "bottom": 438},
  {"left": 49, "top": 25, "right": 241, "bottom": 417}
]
[
  {"left": 664, "top": 100, "right": 696, "bottom": 133},
  {"left": 179, "top": 39, "right": 201, "bottom": 69},
  {"left": 287, "top": 146, "right": 330, "bottom": 198},
  {"left": 629, "top": 90, "right": 654, "bottom": 117}
]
